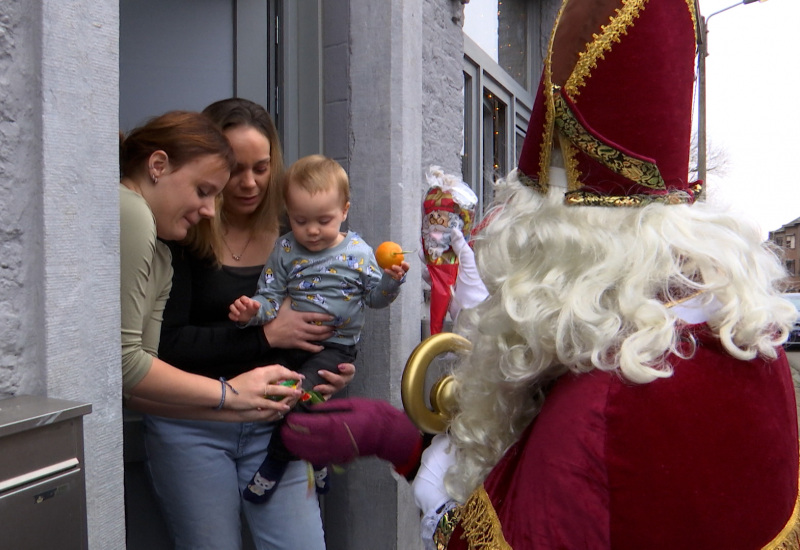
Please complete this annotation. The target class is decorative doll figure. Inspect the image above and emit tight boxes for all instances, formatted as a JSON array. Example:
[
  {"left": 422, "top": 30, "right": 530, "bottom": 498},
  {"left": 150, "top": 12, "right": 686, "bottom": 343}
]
[{"left": 421, "top": 167, "right": 478, "bottom": 334}]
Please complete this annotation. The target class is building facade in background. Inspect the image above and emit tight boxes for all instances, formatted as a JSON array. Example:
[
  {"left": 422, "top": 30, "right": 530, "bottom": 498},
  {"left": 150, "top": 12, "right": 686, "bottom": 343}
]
[{"left": 769, "top": 217, "right": 800, "bottom": 292}]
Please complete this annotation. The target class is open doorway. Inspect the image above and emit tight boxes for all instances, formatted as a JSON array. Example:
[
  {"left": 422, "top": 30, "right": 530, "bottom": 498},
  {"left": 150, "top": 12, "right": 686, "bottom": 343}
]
[
  {"left": 119, "top": 2, "right": 279, "bottom": 548},
  {"left": 119, "top": 0, "right": 279, "bottom": 132}
]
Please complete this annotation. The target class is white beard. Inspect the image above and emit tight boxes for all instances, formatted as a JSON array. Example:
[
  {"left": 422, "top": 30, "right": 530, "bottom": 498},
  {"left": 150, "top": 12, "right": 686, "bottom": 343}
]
[{"left": 422, "top": 222, "right": 454, "bottom": 261}]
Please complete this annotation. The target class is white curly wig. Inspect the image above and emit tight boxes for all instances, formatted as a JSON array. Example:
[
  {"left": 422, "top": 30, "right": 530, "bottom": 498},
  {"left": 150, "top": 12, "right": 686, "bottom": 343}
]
[{"left": 443, "top": 168, "right": 796, "bottom": 503}]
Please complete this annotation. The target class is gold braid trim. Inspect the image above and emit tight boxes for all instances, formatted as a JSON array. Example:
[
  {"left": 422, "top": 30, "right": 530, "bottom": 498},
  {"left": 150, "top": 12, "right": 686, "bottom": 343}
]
[
  {"left": 564, "top": 183, "right": 702, "bottom": 207},
  {"left": 553, "top": 91, "right": 665, "bottom": 190},
  {"left": 440, "top": 485, "right": 512, "bottom": 550},
  {"left": 534, "top": 0, "right": 570, "bottom": 194},
  {"left": 685, "top": 0, "right": 699, "bottom": 46},
  {"left": 566, "top": 0, "right": 649, "bottom": 98},
  {"left": 536, "top": 77, "right": 555, "bottom": 195},
  {"left": 762, "top": 463, "right": 800, "bottom": 550}
]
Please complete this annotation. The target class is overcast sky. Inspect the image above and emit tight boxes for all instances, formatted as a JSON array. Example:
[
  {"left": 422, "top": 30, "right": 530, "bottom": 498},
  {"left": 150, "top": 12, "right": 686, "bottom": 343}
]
[
  {"left": 699, "top": 0, "right": 800, "bottom": 236},
  {"left": 465, "top": 0, "right": 799, "bottom": 237}
]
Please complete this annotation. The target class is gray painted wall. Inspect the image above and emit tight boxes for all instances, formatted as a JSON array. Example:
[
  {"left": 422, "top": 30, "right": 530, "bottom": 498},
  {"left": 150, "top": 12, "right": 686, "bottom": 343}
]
[
  {"left": 1, "top": 0, "right": 45, "bottom": 404},
  {"left": 321, "top": 0, "right": 424, "bottom": 547},
  {"left": 1, "top": 1, "right": 125, "bottom": 548},
  {"left": 318, "top": 1, "right": 466, "bottom": 548}
]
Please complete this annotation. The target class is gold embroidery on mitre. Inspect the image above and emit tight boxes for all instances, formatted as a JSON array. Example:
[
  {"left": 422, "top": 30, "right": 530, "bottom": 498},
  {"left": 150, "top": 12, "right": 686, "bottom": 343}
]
[
  {"left": 523, "top": 0, "right": 697, "bottom": 196},
  {"left": 553, "top": 91, "right": 666, "bottom": 191},
  {"left": 565, "top": 0, "right": 649, "bottom": 99},
  {"left": 518, "top": 168, "right": 701, "bottom": 209},
  {"left": 518, "top": 171, "right": 548, "bottom": 196},
  {"left": 762, "top": 461, "right": 800, "bottom": 550},
  {"left": 535, "top": 78, "right": 555, "bottom": 195},
  {"left": 564, "top": 186, "right": 700, "bottom": 207}
]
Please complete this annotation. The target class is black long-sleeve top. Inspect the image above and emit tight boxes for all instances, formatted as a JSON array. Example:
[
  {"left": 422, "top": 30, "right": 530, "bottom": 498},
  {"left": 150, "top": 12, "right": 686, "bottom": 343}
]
[{"left": 158, "top": 241, "right": 276, "bottom": 378}]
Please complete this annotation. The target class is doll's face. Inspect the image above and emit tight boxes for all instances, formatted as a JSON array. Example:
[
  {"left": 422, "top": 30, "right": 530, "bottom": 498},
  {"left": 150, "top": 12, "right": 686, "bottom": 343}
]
[
  {"left": 428, "top": 210, "right": 449, "bottom": 228},
  {"left": 421, "top": 185, "right": 475, "bottom": 264},
  {"left": 422, "top": 209, "right": 462, "bottom": 261}
]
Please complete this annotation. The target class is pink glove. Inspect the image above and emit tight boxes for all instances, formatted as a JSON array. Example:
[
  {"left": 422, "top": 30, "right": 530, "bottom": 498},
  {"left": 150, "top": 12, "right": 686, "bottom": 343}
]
[{"left": 281, "top": 397, "right": 423, "bottom": 474}]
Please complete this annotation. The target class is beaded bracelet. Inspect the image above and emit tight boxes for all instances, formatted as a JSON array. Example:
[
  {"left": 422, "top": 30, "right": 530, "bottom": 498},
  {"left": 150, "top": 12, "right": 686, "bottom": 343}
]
[{"left": 215, "top": 377, "right": 240, "bottom": 410}]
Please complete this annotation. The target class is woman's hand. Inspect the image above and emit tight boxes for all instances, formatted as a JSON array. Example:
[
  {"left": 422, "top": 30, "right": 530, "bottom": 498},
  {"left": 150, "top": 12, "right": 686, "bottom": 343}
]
[
  {"left": 225, "top": 364, "right": 304, "bottom": 413},
  {"left": 262, "top": 298, "right": 334, "bottom": 352},
  {"left": 313, "top": 363, "right": 356, "bottom": 399}
]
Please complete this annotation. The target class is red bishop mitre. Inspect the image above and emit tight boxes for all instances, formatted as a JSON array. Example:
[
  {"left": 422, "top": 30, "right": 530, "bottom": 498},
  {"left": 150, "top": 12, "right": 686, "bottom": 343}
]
[{"left": 519, "top": 0, "right": 702, "bottom": 206}]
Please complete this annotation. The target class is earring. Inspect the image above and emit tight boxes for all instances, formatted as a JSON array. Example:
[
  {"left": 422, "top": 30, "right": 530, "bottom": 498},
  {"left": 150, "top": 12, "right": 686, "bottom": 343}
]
[{"left": 150, "top": 173, "right": 158, "bottom": 184}]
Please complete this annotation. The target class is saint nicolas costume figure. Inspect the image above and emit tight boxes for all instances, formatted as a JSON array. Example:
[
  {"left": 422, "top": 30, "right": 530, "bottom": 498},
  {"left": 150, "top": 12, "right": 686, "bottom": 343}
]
[{"left": 435, "top": 0, "right": 800, "bottom": 546}]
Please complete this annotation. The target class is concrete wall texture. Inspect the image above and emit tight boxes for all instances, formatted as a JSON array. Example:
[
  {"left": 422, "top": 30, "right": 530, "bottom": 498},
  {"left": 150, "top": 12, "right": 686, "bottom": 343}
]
[
  {"left": 1, "top": 1, "right": 126, "bottom": 548},
  {"left": 421, "top": 1, "right": 467, "bottom": 176},
  {"left": 318, "top": 1, "right": 465, "bottom": 548},
  {"left": 1, "top": 0, "right": 45, "bottom": 401}
]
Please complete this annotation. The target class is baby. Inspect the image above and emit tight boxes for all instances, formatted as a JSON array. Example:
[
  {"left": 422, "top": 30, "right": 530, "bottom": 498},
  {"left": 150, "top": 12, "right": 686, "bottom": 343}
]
[{"left": 230, "top": 154, "right": 409, "bottom": 503}]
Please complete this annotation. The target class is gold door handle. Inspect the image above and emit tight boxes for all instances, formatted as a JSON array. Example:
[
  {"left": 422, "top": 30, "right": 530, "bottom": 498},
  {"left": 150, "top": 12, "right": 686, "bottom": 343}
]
[{"left": 401, "top": 332, "right": 472, "bottom": 434}]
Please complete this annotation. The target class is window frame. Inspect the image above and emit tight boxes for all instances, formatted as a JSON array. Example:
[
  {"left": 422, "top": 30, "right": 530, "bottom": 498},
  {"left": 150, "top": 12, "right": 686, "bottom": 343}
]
[{"left": 463, "top": 35, "right": 534, "bottom": 219}]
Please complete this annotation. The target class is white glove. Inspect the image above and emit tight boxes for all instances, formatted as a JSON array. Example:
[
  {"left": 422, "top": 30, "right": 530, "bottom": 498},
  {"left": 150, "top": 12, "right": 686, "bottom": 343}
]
[
  {"left": 412, "top": 434, "right": 458, "bottom": 549},
  {"left": 448, "top": 228, "right": 489, "bottom": 322}
]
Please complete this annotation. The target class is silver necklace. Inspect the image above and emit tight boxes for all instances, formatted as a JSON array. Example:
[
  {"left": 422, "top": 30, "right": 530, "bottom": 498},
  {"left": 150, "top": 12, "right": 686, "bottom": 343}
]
[{"left": 223, "top": 231, "right": 253, "bottom": 261}]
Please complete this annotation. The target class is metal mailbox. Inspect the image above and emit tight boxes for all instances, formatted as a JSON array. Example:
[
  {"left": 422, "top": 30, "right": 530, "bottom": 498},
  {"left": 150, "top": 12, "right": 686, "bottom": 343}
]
[{"left": 0, "top": 395, "right": 92, "bottom": 549}]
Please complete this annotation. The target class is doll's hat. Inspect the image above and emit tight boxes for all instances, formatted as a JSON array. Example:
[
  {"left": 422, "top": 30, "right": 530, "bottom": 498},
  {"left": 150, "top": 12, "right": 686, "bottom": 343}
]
[
  {"left": 422, "top": 167, "right": 477, "bottom": 234},
  {"left": 518, "top": 0, "right": 702, "bottom": 206}
]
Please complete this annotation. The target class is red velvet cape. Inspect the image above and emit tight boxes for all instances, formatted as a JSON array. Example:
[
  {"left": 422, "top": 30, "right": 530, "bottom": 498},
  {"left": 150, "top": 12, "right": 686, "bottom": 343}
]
[{"left": 448, "top": 325, "right": 799, "bottom": 549}]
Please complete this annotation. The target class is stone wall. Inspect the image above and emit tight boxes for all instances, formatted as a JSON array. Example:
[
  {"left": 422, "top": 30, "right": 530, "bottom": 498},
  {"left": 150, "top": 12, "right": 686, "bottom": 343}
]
[
  {"left": 0, "top": 1, "right": 125, "bottom": 548},
  {"left": 421, "top": 1, "right": 468, "bottom": 176},
  {"left": 0, "top": 0, "right": 44, "bottom": 398},
  {"left": 318, "top": 1, "right": 466, "bottom": 548}
]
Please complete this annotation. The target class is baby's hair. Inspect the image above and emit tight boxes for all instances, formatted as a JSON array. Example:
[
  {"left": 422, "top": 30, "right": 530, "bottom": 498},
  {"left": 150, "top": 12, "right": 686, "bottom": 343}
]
[{"left": 283, "top": 155, "right": 349, "bottom": 207}]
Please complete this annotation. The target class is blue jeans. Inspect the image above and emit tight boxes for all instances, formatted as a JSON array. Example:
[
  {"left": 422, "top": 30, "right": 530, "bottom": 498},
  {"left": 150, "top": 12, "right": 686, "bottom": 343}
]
[{"left": 143, "top": 416, "right": 325, "bottom": 550}]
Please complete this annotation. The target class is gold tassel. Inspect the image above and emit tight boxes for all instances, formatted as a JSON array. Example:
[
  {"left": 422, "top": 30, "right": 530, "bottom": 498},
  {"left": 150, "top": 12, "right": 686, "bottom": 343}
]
[{"left": 456, "top": 485, "right": 512, "bottom": 550}]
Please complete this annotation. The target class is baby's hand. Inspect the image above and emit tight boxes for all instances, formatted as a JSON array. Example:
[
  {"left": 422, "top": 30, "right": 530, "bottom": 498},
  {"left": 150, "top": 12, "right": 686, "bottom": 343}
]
[
  {"left": 229, "top": 296, "right": 261, "bottom": 323},
  {"left": 385, "top": 261, "right": 410, "bottom": 281}
]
